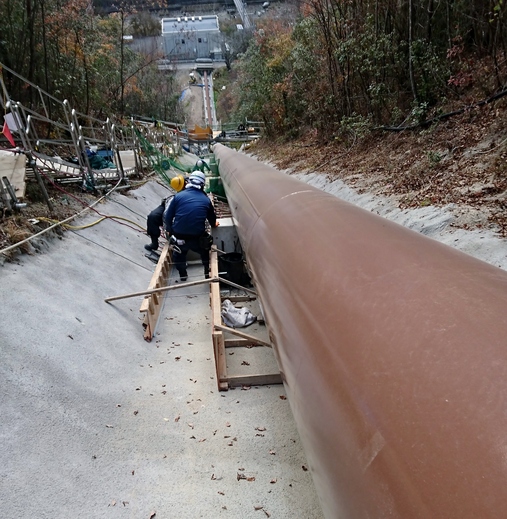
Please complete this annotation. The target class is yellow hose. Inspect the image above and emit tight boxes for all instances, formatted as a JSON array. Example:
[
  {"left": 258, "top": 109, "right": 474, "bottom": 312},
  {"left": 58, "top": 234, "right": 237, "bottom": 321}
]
[{"left": 35, "top": 215, "right": 145, "bottom": 231}]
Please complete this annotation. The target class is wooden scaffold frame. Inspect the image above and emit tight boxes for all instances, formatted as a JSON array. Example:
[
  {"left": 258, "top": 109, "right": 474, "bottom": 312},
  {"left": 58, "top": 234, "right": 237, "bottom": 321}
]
[
  {"left": 209, "top": 247, "right": 282, "bottom": 391},
  {"left": 139, "top": 243, "right": 172, "bottom": 341}
]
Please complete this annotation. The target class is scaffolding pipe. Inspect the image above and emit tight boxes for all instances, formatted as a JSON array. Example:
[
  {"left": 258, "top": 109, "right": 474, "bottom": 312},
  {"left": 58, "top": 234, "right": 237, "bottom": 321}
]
[{"left": 213, "top": 143, "right": 507, "bottom": 519}]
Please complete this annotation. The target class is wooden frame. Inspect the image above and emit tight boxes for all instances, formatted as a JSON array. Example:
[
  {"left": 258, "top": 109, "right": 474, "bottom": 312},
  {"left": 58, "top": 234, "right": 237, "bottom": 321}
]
[
  {"left": 210, "top": 247, "right": 229, "bottom": 390},
  {"left": 209, "top": 247, "right": 282, "bottom": 391},
  {"left": 139, "top": 243, "right": 172, "bottom": 341}
]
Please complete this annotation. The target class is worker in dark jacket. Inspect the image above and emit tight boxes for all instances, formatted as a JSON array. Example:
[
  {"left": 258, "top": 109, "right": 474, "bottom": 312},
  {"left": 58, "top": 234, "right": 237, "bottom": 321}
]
[
  {"left": 144, "top": 174, "right": 186, "bottom": 252},
  {"left": 164, "top": 171, "right": 217, "bottom": 281}
]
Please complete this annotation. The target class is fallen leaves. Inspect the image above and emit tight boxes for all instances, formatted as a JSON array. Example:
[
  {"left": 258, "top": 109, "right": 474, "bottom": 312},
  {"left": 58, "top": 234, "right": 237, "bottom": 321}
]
[
  {"left": 255, "top": 505, "right": 272, "bottom": 516},
  {"left": 237, "top": 472, "right": 256, "bottom": 482}
]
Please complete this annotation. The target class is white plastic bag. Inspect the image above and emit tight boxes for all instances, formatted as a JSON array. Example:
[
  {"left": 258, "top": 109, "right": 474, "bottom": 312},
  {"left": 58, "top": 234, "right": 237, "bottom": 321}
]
[{"left": 221, "top": 299, "right": 257, "bottom": 328}]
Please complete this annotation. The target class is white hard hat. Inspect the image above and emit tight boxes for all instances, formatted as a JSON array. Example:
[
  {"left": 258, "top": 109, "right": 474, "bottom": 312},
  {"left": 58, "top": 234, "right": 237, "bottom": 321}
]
[
  {"left": 187, "top": 171, "right": 206, "bottom": 188},
  {"left": 196, "top": 159, "right": 203, "bottom": 168}
]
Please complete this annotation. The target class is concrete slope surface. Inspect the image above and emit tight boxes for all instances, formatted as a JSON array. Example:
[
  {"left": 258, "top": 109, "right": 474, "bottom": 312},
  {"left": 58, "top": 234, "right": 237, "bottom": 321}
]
[
  {"left": 0, "top": 181, "right": 322, "bottom": 518},
  {"left": 5, "top": 160, "right": 505, "bottom": 519}
]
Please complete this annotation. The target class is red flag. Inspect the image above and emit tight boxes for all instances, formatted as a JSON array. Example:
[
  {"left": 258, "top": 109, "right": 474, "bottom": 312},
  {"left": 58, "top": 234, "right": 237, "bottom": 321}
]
[{"left": 2, "top": 120, "right": 16, "bottom": 147}]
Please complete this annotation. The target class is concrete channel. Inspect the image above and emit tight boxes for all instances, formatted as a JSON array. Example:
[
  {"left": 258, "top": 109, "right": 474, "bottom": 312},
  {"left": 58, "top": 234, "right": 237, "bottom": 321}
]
[{"left": 0, "top": 180, "right": 323, "bottom": 518}]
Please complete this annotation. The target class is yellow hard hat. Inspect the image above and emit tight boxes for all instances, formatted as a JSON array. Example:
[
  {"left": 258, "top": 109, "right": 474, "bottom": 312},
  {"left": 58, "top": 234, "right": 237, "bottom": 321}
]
[{"left": 170, "top": 174, "right": 185, "bottom": 192}]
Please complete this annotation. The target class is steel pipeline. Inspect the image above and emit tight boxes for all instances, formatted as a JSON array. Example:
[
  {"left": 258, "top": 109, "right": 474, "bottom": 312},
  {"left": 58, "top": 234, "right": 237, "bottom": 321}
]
[{"left": 213, "top": 143, "right": 507, "bottom": 519}]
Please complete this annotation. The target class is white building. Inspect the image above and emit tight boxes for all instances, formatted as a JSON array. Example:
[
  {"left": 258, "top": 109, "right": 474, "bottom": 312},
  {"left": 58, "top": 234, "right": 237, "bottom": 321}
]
[{"left": 161, "top": 15, "right": 223, "bottom": 61}]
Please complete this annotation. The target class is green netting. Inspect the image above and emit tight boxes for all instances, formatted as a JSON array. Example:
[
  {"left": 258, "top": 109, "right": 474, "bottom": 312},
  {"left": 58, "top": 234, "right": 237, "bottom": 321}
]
[{"left": 133, "top": 127, "right": 189, "bottom": 186}]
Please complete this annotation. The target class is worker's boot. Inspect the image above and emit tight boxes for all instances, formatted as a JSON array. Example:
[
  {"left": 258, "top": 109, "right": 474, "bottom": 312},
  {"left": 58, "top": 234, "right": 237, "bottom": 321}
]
[
  {"left": 204, "top": 265, "right": 210, "bottom": 279},
  {"left": 179, "top": 269, "right": 188, "bottom": 282},
  {"left": 144, "top": 239, "right": 159, "bottom": 252}
]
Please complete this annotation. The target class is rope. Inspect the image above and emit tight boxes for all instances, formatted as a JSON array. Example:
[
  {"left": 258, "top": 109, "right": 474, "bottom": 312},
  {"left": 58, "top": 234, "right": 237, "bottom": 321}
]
[
  {"left": 35, "top": 215, "right": 145, "bottom": 231},
  {"left": 0, "top": 169, "right": 124, "bottom": 256},
  {"left": 69, "top": 231, "right": 153, "bottom": 272},
  {"left": 36, "top": 167, "right": 144, "bottom": 233}
]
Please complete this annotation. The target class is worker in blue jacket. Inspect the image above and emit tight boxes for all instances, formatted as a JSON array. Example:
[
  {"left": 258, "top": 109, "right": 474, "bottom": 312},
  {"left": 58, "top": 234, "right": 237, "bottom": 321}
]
[{"left": 164, "top": 171, "right": 218, "bottom": 281}]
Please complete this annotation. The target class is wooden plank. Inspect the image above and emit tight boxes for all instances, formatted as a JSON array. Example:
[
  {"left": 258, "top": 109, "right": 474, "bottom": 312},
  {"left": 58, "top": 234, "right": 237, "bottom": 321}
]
[
  {"left": 224, "top": 338, "right": 256, "bottom": 347},
  {"left": 227, "top": 373, "right": 283, "bottom": 387},
  {"left": 214, "top": 323, "right": 272, "bottom": 347},
  {"left": 143, "top": 300, "right": 158, "bottom": 342},
  {"left": 140, "top": 243, "right": 172, "bottom": 311},
  {"left": 220, "top": 295, "right": 257, "bottom": 302},
  {"left": 213, "top": 332, "right": 228, "bottom": 391},
  {"left": 139, "top": 243, "right": 172, "bottom": 342},
  {"left": 210, "top": 248, "right": 228, "bottom": 390}
]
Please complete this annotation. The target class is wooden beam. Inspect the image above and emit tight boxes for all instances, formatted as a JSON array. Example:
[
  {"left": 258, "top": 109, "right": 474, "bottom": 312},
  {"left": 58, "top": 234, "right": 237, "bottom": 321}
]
[
  {"left": 225, "top": 338, "right": 258, "bottom": 347},
  {"left": 227, "top": 373, "right": 283, "bottom": 387},
  {"left": 210, "top": 248, "right": 228, "bottom": 390},
  {"left": 217, "top": 277, "right": 257, "bottom": 295},
  {"left": 214, "top": 323, "right": 272, "bottom": 347},
  {"left": 220, "top": 295, "right": 257, "bottom": 302},
  {"left": 107, "top": 276, "right": 212, "bottom": 303},
  {"left": 139, "top": 243, "right": 172, "bottom": 341}
]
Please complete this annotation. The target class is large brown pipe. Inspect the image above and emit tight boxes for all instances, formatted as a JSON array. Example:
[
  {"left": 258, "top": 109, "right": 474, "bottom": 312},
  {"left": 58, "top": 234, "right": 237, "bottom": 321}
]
[{"left": 213, "top": 143, "right": 507, "bottom": 518}]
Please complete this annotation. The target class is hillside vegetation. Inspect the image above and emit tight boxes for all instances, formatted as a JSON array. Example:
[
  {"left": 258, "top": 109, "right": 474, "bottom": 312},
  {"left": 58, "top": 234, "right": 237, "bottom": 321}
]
[
  {"left": 222, "top": 0, "right": 507, "bottom": 236},
  {"left": 225, "top": 1, "right": 507, "bottom": 134},
  {"left": 250, "top": 104, "right": 507, "bottom": 236}
]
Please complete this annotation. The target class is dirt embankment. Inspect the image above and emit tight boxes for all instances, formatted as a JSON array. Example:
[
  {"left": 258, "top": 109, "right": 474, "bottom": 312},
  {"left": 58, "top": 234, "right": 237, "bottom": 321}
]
[{"left": 250, "top": 102, "right": 507, "bottom": 236}]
